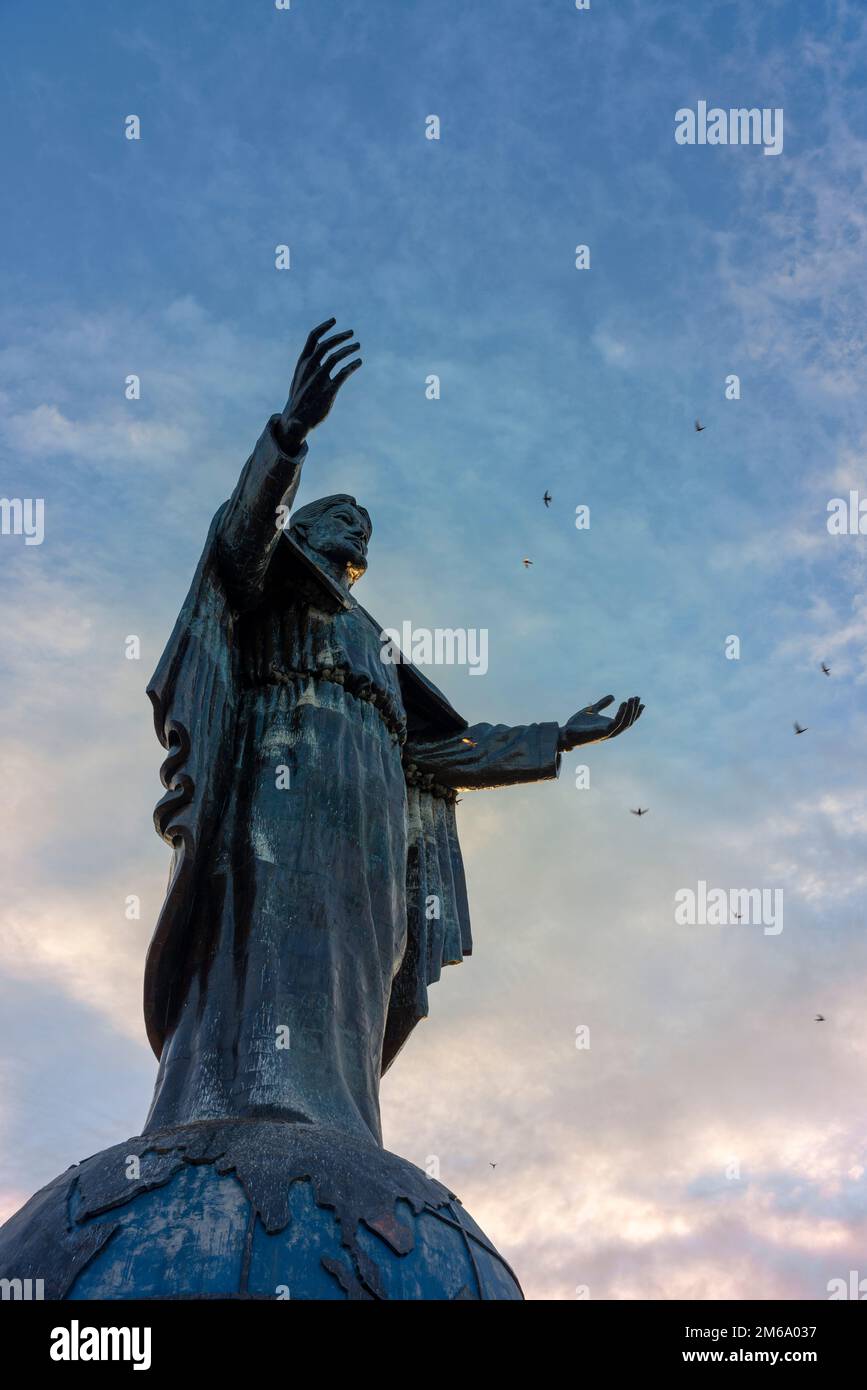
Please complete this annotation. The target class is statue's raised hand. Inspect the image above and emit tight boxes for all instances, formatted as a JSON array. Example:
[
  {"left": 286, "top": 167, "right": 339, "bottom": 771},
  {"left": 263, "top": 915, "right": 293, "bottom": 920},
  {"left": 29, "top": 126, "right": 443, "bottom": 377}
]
[
  {"left": 558, "top": 695, "right": 644, "bottom": 751},
  {"left": 278, "top": 318, "right": 362, "bottom": 450}
]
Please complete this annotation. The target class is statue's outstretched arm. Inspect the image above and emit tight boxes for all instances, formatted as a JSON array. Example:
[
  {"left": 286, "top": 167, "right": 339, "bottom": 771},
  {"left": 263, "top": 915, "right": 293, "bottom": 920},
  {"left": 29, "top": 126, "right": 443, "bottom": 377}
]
[
  {"left": 404, "top": 695, "right": 643, "bottom": 792},
  {"left": 405, "top": 721, "right": 562, "bottom": 791},
  {"left": 217, "top": 318, "right": 362, "bottom": 608}
]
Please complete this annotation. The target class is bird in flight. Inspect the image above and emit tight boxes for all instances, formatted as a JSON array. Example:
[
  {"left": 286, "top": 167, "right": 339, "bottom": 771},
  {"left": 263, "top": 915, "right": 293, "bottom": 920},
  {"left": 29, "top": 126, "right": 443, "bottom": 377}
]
[
  {"left": 489, "top": 1162, "right": 497, "bottom": 1170},
  {"left": 543, "top": 491, "right": 552, "bottom": 507},
  {"left": 630, "top": 807, "right": 649, "bottom": 817},
  {"left": 734, "top": 911, "right": 743, "bottom": 921},
  {"left": 461, "top": 737, "right": 477, "bottom": 747},
  {"left": 793, "top": 722, "right": 808, "bottom": 735},
  {"left": 821, "top": 662, "right": 831, "bottom": 676},
  {"left": 522, "top": 557, "right": 533, "bottom": 568},
  {"left": 695, "top": 419, "right": 706, "bottom": 432},
  {"left": 815, "top": 1014, "right": 825, "bottom": 1022}
]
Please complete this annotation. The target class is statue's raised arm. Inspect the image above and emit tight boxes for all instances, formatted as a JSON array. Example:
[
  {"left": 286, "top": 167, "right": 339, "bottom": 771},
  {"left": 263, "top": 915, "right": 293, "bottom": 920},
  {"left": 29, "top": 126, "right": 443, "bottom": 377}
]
[{"left": 218, "top": 318, "right": 362, "bottom": 608}]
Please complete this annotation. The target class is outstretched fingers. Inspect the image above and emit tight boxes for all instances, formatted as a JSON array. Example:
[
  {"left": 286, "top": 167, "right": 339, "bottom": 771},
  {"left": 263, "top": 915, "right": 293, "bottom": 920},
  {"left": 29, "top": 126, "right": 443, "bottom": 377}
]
[
  {"left": 607, "top": 701, "right": 630, "bottom": 737},
  {"left": 586, "top": 694, "right": 615, "bottom": 714},
  {"left": 607, "top": 696, "right": 643, "bottom": 738},
  {"left": 301, "top": 317, "right": 337, "bottom": 358},
  {"left": 330, "top": 357, "right": 363, "bottom": 389},
  {"left": 322, "top": 342, "right": 361, "bottom": 375},
  {"left": 311, "top": 328, "right": 356, "bottom": 366}
]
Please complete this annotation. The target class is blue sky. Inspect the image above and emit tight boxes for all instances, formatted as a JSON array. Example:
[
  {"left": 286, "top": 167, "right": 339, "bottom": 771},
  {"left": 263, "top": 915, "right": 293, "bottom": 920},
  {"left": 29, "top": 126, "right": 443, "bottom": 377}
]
[{"left": 2, "top": 0, "right": 867, "bottom": 1299}]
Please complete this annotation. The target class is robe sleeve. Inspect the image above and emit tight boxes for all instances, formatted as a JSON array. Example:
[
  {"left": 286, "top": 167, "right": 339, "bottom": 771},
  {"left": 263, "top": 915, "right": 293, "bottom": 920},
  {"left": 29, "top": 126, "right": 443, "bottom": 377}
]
[
  {"left": 404, "top": 720, "right": 562, "bottom": 791},
  {"left": 216, "top": 415, "right": 308, "bottom": 609}
]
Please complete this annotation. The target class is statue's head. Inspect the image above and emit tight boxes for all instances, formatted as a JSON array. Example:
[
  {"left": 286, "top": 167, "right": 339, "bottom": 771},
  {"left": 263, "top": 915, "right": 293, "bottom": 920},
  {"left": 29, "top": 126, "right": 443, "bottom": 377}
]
[{"left": 289, "top": 494, "right": 372, "bottom": 587}]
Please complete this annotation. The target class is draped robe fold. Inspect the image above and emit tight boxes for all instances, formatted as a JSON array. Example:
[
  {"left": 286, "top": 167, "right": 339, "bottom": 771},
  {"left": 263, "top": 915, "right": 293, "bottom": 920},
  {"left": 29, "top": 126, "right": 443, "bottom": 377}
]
[{"left": 144, "top": 418, "right": 561, "bottom": 1143}]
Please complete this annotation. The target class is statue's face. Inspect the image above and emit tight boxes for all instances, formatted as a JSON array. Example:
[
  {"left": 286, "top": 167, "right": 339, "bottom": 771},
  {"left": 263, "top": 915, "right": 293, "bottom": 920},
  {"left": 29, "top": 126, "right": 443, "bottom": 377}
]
[{"left": 302, "top": 502, "right": 370, "bottom": 583}]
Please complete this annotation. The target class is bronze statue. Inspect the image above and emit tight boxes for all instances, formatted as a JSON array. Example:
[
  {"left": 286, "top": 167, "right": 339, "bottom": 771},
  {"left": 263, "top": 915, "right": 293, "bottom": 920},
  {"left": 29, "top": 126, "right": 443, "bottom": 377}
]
[
  {"left": 0, "top": 321, "right": 643, "bottom": 1300},
  {"left": 144, "top": 318, "right": 644, "bottom": 1141}
]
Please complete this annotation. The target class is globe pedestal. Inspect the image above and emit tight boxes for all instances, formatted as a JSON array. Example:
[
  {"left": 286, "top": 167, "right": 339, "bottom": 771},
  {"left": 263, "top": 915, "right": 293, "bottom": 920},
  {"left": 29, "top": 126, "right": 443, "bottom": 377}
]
[{"left": 0, "top": 1119, "right": 522, "bottom": 1300}]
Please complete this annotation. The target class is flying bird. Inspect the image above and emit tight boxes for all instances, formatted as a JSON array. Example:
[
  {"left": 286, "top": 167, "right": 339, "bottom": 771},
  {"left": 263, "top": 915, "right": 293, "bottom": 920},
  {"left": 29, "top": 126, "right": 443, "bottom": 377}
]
[
  {"left": 522, "top": 557, "right": 533, "bottom": 568},
  {"left": 543, "top": 491, "right": 552, "bottom": 507},
  {"left": 793, "top": 722, "right": 808, "bottom": 735},
  {"left": 821, "top": 662, "right": 831, "bottom": 676},
  {"left": 489, "top": 1162, "right": 497, "bottom": 1170},
  {"left": 630, "top": 807, "right": 649, "bottom": 817},
  {"left": 461, "top": 737, "right": 477, "bottom": 747},
  {"left": 694, "top": 419, "right": 706, "bottom": 432},
  {"left": 815, "top": 1014, "right": 825, "bottom": 1022},
  {"left": 734, "top": 912, "right": 742, "bottom": 921}
]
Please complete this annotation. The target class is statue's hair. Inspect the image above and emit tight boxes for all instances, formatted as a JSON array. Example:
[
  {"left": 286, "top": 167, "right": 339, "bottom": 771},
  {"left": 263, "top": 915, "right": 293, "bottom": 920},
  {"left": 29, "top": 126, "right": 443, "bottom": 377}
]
[{"left": 289, "top": 494, "right": 372, "bottom": 539}]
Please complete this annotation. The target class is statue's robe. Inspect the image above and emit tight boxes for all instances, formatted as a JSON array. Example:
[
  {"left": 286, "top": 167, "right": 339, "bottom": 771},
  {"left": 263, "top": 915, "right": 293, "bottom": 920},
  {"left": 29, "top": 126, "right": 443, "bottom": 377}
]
[{"left": 144, "top": 418, "right": 562, "bottom": 1144}]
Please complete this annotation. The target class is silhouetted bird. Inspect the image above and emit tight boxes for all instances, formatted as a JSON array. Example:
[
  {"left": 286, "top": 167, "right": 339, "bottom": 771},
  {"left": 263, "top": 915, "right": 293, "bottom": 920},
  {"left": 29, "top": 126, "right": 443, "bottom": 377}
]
[
  {"left": 522, "top": 558, "right": 533, "bottom": 568},
  {"left": 815, "top": 1014, "right": 825, "bottom": 1022},
  {"left": 543, "top": 491, "right": 552, "bottom": 507},
  {"left": 793, "top": 722, "right": 808, "bottom": 735},
  {"left": 821, "top": 662, "right": 831, "bottom": 676},
  {"left": 695, "top": 419, "right": 706, "bottom": 432},
  {"left": 489, "top": 1162, "right": 497, "bottom": 1170},
  {"left": 630, "top": 808, "right": 648, "bottom": 816}
]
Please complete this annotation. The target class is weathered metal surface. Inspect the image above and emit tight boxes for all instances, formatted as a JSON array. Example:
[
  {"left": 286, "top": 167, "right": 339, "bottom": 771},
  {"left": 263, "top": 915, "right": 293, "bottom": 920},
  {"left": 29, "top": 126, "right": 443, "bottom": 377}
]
[
  {"left": 0, "top": 322, "right": 642, "bottom": 1300},
  {"left": 0, "top": 1121, "right": 522, "bottom": 1300}
]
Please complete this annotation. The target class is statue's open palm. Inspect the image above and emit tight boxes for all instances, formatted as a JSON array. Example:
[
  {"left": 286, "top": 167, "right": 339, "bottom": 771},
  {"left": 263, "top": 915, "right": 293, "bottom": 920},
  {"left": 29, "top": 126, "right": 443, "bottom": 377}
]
[
  {"left": 558, "top": 695, "right": 644, "bottom": 750},
  {"left": 281, "top": 317, "right": 362, "bottom": 439}
]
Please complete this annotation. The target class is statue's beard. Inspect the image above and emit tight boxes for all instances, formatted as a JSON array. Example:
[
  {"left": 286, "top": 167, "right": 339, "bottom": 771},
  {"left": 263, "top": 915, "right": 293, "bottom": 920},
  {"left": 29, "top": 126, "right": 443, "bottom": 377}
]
[
  {"left": 328, "top": 539, "right": 367, "bottom": 584},
  {"left": 301, "top": 537, "right": 368, "bottom": 587}
]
